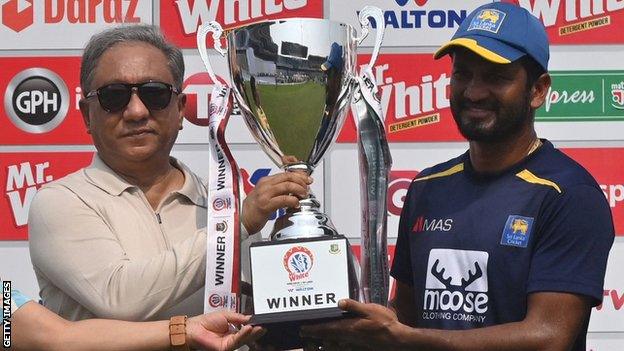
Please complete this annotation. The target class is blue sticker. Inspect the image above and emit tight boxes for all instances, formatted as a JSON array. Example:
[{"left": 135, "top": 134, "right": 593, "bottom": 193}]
[
  {"left": 468, "top": 9, "right": 507, "bottom": 34},
  {"left": 500, "top": 215, "right": 534, "bottom": 248}
]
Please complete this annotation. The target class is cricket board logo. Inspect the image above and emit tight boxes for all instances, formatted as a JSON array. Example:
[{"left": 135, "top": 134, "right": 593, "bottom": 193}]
[
  {"left": 338, "top": 55, "right": 461, "bottom": 143},
  {"left": 508, "top": 0, "right": 624, "bottom": 44},
  {"left": 161, "top": 0, "right": 322, "bottom": 48},
  {"left": 283, "top": 246, "right": 313, "bottom": 282},
  {"left": 424, "top": 249, "right": 489, "bottom": 324}
]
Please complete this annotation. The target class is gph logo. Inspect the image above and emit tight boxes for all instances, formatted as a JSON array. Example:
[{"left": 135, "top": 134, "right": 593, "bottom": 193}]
[
  {"left": 387, "top": 170, "right": 419, "bottom": 216},
  {"left": 4, "top": 68, "right": 69, "bottom": 134},
  {"left": 2, "top": 0, "right": 33, "bottom": 32},
  {"left": 212, "top": 197, "right": 231, "bottom": 211},
  {"left": 207, "top": 293, "right": 237, "bottom": 309}
]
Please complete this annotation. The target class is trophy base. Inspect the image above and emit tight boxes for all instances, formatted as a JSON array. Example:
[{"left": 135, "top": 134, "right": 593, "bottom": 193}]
[{"left": 249, "top": 307, "right": 352, "bottom": 349}]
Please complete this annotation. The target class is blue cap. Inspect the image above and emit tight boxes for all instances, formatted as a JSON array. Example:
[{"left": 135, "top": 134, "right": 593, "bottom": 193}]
[
  {"left": 321, "top": 42, "right": 343, "bottom": 71},
  {"left": 434, "top": 2, "right": 549, "bottom": 71}
]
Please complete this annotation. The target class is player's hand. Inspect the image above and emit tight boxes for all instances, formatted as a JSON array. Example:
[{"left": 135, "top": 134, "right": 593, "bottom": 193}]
[
  {"left": 187, "top": 311, "right": 265, "bottom": 351},
  {"left": 242, "top": 172, "right": 312, "bottom": 234}
]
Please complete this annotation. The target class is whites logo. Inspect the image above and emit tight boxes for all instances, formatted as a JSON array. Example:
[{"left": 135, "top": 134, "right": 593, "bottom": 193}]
[
  {"left": 518, "top": 0, "right": 624, "bottom": 27},
  {"left": 355, "top": 63, "right": 450, "bottom": 125},
  {"left": 175, "top": 0, "right": 308, "bottom": 34},
  {"left": 423, "top": 249, "right": 489, "bottom": 323}
]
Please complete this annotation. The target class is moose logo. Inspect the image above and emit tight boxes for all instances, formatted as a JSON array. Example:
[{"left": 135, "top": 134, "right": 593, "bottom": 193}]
[{"left": 424, "top": 249, "right": 489, "bottom": 319}]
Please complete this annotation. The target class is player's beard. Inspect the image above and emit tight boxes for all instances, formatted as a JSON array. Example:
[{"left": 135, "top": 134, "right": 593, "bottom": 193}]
[{"left": 451, "top": 89, "right": 533, "bottom": 143}]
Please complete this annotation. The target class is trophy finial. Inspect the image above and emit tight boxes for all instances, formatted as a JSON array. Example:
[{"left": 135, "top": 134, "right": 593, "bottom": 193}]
[
  {"left": 356, "top": 6, "right": 385, "bottom": 69},
  {"left": 196, "top": 21, "right": 227, "bottom": 87}
]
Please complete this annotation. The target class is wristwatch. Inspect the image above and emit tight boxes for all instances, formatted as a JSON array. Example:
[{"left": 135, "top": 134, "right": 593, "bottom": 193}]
[{"left": 169, "top": 315, "right": 190, "bottom": 351}]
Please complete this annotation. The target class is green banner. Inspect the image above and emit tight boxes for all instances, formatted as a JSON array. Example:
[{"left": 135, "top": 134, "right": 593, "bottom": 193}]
[{"left": 536, "top": 71, "right": 624, "bottom": 121}]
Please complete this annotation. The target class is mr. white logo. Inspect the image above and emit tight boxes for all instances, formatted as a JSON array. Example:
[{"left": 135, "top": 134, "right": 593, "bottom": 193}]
[
  {"left": 518, "top": 0, "right": 624, "bottom": 28},
  {"left": 351, "top": 63, "right": 450, "bottom": 127},
  {"left": 5, "top": 161, "right": 54, "bottom": 226},
  {"left": 175, "top": 0, "right": 309, "bottom": 34},
  {"left": 4, "top": 68, "right": 69, "bottom": 133},
  {"left": 424, "top": 249, "right": 489, "bottom": 324},
  {"left": 412, "top": 216, "right": 453, "bottom": 233}
]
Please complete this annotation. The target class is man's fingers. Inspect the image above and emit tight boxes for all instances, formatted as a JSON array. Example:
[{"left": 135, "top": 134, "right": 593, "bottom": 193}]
[
  {"left": 256, "top": 172, "right": 312, "bottom": 188},
  {"left": 338, "top": 299, "right": 369, "bottom": 316}
]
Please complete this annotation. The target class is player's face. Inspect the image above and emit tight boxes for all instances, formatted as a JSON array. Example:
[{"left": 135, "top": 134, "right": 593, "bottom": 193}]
[
  {"left": 449, "top": 48, "right": 532, "bottom": 142},
  {"left": 80, "top": 42, "right": 186, "bottom": 166}
]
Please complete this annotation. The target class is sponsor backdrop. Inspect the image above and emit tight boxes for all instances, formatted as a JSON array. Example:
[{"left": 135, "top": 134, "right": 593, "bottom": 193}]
[{"left": 1, "top": 0, "right": 623, "bottom": 346}]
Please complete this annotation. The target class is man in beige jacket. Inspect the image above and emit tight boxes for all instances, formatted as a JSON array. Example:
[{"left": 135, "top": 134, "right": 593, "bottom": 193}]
[{"left": 28, "top": 25, "right": 309, "bottom": 323}]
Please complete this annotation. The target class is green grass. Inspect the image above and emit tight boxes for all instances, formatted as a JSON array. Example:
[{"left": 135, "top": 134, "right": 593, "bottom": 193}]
[{"left": 241, "top": 81, "right": 326, "bottom": 163}]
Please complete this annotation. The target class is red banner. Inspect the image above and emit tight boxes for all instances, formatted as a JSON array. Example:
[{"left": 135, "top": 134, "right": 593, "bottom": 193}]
[
  {"left": 0, "top": 57, "right": 91, "bottom": 145},
  {"left": 1, "top": 152, "right": 93, "bottom": 240},
  {"left": 160, "top": 0, "right": 323, "bottom": 48},
  {"left": 338, "top": 53, "right": 463, "bottom": 143},
  {"left": 506, "top": 0, "right": 624, "bottom": 44},
  {"left": 562, "top": 148, "right": 624, "bottom": 235}
]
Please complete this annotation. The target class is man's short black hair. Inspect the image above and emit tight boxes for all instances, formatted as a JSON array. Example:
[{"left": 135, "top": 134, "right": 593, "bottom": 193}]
[{"left": 518, "top": 55, "right": 546, "bottom": 89}]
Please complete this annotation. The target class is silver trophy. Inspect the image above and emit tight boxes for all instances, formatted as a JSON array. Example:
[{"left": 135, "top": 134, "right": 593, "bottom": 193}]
[{"left": 198, "top": 7, "right": 391, "bottom": 349}]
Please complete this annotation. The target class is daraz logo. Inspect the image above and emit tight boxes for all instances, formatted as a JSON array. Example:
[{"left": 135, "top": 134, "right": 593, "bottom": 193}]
[{"left": 2, "top": 0, "right": 34, "bottom": 32}]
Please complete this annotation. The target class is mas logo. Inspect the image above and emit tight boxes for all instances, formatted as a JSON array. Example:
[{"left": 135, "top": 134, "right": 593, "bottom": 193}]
[{"left": 283, "top": 246, "right": 313, "bottom": 282}]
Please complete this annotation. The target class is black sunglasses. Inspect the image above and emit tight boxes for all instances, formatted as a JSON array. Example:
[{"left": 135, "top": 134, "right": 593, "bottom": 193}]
[{"left": 85, "top": 81, "right": 180, "bottom": 113}]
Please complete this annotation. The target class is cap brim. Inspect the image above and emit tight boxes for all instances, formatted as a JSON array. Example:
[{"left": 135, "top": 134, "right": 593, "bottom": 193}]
[{"left": 434, "top": 36, "right": 525, "bottom": 64}]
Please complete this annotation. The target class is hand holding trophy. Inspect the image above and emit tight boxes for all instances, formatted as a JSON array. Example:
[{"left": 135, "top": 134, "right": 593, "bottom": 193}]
[{"left": 198, "top": 7, "right": 392, "bottom": 349}]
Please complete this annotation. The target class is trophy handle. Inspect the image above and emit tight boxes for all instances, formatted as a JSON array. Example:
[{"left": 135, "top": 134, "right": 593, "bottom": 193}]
[
  {"left": 197, "top": 21, "right": 228, "bottom": 86},
  {"left": 355, "top": 6, "right": 385, "bottom": 68}
]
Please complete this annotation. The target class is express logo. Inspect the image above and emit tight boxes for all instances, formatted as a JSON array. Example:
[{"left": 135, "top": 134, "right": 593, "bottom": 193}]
[
  {"left": 611, "top": 81, "right": 624, "bottom": 110},
  {"left": 467, "top": 8, "right": 506, "bottom": 33},
  {"left": 4, "top": 68, "right": 69, "bottom": 134},
  {"left": 241, "top": 168, "right": 285, "bottom": 220},
  {"left": 182, "top": 72, "right": 232, "bottom": 126},
  {"left": 387, "top": 170, "right": 419, "bottom": 216},
  {"left": 283, "top": 246, "right": 313, "bottom": 282},
  {"left": 212, "top": 197, "right": 231, "bottom": 211},
  {"left": 2, "top": 0, "right": 33, "bottom": 32}
]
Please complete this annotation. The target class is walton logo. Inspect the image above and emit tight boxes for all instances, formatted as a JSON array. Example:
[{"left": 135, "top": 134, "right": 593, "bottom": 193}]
[
  {"left": 366, "top": 0, "right": 466, "bottom": 29},
  {"left": 2, "top": 0, "right": 33, "bottom": 32},
  {"left": 412, "top": 216, "right": 453, "bottom": 233},
  {"left": 387, "top": 170, "right": 419, "bottom": 216},
  {"left": 423, "top": 249, "right": 489, "bottom": 323}
]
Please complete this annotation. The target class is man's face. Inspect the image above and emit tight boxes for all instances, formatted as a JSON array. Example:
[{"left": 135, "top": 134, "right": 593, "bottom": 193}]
[
  {"left": 449, "top": 48, "right": 533, "bottom": 142},
  {"left": 80, "top": 42, "right": 185, "bottom": 165}
]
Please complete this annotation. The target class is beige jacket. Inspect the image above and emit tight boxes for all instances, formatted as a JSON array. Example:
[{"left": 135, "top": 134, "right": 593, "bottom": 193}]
[{"left": 29, "top": 154, "right": 210, "bottom": 321}]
